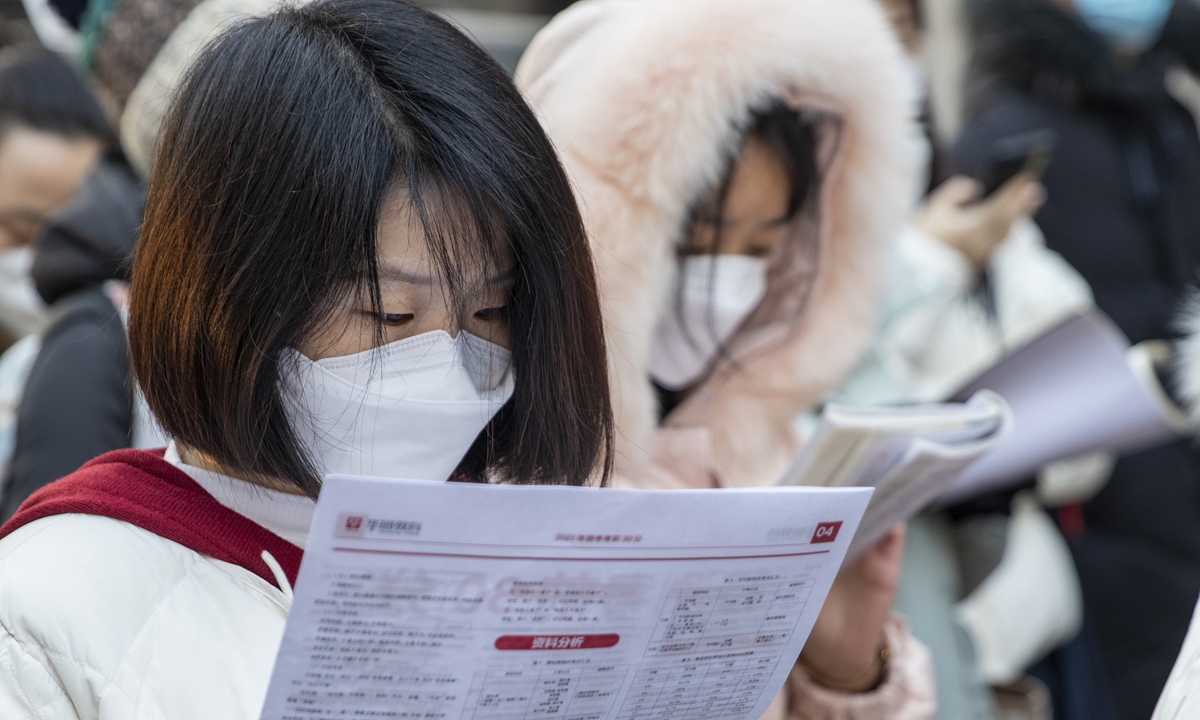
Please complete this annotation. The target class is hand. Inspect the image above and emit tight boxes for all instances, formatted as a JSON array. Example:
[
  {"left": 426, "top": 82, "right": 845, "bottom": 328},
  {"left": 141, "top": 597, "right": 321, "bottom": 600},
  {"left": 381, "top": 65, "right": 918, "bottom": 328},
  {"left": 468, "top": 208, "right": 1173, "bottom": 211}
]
[
  {"left": 912, "top": 174, "right": 1045, "bottom": 269},
  {"left": 798, "top": 524, "right": 906, "bottom": 692}
]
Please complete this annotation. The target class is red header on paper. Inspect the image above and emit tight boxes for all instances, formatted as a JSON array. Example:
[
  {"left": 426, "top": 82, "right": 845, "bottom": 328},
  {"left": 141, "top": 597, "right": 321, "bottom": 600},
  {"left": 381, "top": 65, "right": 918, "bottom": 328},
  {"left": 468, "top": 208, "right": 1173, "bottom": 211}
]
[
  {"left": 494, "top": 634, "right": 620, "bottom": 651},
  {"left": 811, "top": 521, "right": 843, "bottom": 544}
]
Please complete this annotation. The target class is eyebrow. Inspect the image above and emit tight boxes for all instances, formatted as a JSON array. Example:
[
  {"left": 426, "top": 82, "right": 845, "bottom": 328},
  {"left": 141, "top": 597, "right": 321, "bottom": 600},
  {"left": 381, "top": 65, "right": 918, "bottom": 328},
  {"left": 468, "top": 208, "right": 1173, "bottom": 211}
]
[{"left": 377, "top": 264, "right": 517, "bottom": 287}]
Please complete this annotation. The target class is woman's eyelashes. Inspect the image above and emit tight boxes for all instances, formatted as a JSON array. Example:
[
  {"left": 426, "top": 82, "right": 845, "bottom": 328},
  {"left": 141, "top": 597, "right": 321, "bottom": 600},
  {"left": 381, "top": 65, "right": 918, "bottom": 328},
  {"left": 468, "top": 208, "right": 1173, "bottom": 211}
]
[
  {"left": 473, "top": 305, "right": 508, "bottom": 323},
  {"left": 364, "top": 306, "right": 507, "bottom": 328},
  {"left": 371, "top": 311, "right": 415, "bottom": 327}
]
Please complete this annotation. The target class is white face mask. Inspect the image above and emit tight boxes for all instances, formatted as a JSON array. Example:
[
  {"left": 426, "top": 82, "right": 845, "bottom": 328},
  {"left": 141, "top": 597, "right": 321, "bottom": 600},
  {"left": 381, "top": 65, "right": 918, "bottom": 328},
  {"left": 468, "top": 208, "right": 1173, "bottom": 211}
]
[
  {"left": 280, "top": 329, "right": 514, "bottom": 482},
  {"left": 0, "top": 247, "right": 46, "bottom": 339},
  {"left": 647, "top": 255, "right": 768, "bottom": 391}
]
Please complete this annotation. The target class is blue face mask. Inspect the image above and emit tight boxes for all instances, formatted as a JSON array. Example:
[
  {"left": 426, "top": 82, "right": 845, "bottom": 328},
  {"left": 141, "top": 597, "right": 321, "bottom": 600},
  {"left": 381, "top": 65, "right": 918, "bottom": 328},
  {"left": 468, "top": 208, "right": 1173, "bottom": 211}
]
[{"left": 1076, "top": 0, "right": 1176, "bottom": 52}]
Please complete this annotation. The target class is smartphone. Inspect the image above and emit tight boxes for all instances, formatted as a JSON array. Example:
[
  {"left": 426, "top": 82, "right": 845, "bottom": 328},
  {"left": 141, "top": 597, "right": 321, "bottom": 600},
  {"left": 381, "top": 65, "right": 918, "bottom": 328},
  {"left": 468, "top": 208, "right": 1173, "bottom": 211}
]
[{"left": 979, "top": 128, "right": 1058, "bottom": 197}]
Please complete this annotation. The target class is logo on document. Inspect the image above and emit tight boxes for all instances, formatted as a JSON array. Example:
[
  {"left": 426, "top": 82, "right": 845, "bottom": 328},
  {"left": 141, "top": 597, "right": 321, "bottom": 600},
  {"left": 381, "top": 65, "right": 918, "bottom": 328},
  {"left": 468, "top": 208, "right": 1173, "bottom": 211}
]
[
  {"left": 337, "top": 513, "right": 422, "bottom": 539},
  {"left": 811, "top": 521, "right": 842, "bottom": 544}
]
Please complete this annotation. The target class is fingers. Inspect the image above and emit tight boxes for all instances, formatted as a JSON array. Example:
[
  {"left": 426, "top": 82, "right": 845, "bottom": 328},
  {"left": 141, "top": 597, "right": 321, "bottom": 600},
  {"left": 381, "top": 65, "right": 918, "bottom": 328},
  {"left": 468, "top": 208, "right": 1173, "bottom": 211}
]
[
  {"left": 985, "top": 172, "right": 1045, "bottom": 222},
  {"left": 864, "top": 523, "right": 906, "bottom": 565},
  {"left": 928, "top": 175, "right": 983, "bottom": 209},
  {"left": 917, "top": 174, "right": 1041, "bottom": 267}
]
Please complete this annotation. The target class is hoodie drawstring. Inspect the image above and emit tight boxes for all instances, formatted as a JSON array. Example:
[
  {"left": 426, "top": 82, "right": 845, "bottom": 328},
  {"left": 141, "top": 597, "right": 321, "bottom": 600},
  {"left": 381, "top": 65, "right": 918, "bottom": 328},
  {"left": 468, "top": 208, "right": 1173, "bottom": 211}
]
[{"left": 261, "top": 550, "right": 294, "bottom": 605}]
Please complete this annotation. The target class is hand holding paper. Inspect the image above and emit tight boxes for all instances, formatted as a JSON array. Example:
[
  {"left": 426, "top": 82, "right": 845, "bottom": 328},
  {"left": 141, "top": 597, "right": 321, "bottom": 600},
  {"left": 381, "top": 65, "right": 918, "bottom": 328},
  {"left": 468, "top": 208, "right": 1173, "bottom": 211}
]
[{"left": 259, "top": 476, "right": 872, "bottom": 720}]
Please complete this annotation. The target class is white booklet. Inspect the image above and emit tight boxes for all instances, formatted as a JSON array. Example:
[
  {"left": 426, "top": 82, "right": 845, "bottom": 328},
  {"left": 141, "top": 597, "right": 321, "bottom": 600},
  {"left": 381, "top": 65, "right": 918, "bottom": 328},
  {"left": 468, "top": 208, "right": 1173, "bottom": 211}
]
[
  {"left": 259, "top": 476, "right": 872, "bottom": 720},
  {"left": 778, "top": 391, "right": 1011, "bottom": 559}
]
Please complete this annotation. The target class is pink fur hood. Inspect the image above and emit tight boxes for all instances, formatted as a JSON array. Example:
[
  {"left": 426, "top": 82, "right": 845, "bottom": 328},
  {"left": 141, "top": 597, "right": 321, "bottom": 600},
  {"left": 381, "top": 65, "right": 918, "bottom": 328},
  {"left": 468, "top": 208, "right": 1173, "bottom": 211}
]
[{"left": 517, "top": 0, "right": 920, "bottom": 488}]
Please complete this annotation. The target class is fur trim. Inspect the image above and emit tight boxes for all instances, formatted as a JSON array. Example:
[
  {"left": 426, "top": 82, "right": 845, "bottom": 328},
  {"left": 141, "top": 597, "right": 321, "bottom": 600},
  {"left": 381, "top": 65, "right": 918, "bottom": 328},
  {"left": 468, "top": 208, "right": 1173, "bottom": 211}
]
[{"left": 517, "top": 0, "right": 919, "bottom": 486}]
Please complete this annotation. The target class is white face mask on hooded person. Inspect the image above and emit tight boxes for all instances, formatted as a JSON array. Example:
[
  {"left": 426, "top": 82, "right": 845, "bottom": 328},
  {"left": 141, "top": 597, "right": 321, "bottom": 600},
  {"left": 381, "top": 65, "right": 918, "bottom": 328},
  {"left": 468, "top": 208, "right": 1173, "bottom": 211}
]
[
  {"left": 280, "top": 328, "right": 514, "bottom": 482},
  {"left": 647, "top": 255, "right": 768, "bottom": 391},
  {"left": 0, "top": 246, "right": 47, "bottom": 339}
]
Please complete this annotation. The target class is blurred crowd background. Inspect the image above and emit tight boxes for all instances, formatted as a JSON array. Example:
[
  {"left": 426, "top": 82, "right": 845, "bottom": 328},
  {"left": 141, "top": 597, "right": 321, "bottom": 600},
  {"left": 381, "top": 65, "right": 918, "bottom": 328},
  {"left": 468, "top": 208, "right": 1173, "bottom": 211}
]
[{"left": 0, "top": 0, "right": 978, "bottom": 99}]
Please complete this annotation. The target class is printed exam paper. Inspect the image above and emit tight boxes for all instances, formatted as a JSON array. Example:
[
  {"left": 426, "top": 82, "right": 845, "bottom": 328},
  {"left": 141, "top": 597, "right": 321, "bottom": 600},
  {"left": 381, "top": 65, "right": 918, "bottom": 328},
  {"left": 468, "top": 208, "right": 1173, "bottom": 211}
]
[{"left": 259, "top": 477, "right": 871, "bottom": 720}]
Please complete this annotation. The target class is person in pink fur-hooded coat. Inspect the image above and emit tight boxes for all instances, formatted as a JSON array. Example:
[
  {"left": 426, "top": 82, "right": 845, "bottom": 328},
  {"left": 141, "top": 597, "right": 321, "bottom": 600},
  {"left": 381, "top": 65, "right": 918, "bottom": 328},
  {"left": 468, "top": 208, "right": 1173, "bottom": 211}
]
[{"left": 517, "top": 0, "right": 935, "bottom": 716}]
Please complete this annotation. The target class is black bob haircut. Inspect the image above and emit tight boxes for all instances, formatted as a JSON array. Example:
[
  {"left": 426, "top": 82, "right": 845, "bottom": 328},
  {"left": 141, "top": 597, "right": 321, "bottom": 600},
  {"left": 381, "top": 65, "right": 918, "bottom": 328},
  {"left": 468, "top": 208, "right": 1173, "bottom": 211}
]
[
  {"left": 130, "top": 0, "right": 614, "bottom": 496},
  {"left": 0, "top": 45, "right": 114, "bottom": 145}
]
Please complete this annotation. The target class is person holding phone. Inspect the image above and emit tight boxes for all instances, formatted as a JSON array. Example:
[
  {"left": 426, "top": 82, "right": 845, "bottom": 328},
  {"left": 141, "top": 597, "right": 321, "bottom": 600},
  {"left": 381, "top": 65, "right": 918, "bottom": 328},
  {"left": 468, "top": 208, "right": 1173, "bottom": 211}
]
[
  {"left": 911, "top": 173, "right": 1044, "bottom": 272},
  {"left": 828, "top": 3, "right": 1097, "bottom": 719},
  {"left": 954, "top": 1, "right": 1200, "bottom": 716},
  {"left": 0, "top": 2, "right": 614, "bottom": 717},
  {"left": 855, "top": 0, "right": 1084, "bottom": 407}
]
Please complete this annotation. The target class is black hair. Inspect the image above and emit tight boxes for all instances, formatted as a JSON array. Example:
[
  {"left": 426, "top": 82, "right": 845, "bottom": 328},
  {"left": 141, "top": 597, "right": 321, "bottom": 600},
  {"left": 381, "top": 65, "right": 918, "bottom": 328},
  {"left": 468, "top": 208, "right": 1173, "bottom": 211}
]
[
  {"left": 0, "top": 45, "right": 114, "bottom": 145},
  {"left": 656, "top": 100, "right": 820, "bottom": 416},
  {"left": 685, "top": 101, "right": 819, "bottom": 257},
  {"left": 130, "top": 0, "right": 613, "bottom": 495},
  {"left": 750, "top": 102, "right": 820, "bottom": 218}
]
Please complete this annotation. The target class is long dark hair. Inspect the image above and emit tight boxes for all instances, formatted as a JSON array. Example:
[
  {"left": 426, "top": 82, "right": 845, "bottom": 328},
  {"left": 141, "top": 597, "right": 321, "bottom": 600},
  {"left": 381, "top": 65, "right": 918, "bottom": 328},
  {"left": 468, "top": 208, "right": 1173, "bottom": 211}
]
[
  {"left": 656, "top": 100, "right": 821, "bottom": 415},
  {"left": 686, "top": 102, "right": 820, "bottom": 254},
  {"left": 130, "top": 0, "right": 613, "bottom": 495}
]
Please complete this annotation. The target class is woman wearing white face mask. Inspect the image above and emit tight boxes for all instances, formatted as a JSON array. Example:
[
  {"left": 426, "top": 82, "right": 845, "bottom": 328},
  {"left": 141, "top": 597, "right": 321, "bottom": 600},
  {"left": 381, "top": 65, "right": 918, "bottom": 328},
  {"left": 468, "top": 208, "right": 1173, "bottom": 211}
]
[
  {"left": 518, "top": 0, "right": 935, "bottom": 716},
  {"left": 0, "top": 2, "right": 613, "bottom": 718}
]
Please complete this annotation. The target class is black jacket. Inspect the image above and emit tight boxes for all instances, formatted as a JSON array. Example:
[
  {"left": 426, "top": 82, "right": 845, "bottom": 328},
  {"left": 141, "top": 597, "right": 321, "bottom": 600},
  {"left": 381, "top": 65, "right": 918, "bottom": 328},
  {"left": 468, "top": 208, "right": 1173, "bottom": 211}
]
[
  {"left": 1, "top": 157, "right": 144, "bottom": 521},
  {"left": 954, "top": 2, "right": 1200, "bottom": 718}
]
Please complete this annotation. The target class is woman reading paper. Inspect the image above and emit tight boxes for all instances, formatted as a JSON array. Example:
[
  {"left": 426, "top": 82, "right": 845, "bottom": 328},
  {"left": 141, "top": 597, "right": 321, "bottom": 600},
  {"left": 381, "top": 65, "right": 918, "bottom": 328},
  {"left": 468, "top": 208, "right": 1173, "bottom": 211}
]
[
  {"left": 0, "top": 2, "right": 612, "bottom": 717},
  {"left": 517, "top": 0, "right": 935, "bottom": 714}
]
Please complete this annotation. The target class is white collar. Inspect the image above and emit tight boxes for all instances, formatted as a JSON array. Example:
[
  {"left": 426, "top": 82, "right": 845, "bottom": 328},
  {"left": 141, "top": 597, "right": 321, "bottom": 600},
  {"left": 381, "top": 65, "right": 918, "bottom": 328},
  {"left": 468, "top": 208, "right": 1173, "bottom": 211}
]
[{"left": 164, "top": 442, "right": 315, "bottom": 549}]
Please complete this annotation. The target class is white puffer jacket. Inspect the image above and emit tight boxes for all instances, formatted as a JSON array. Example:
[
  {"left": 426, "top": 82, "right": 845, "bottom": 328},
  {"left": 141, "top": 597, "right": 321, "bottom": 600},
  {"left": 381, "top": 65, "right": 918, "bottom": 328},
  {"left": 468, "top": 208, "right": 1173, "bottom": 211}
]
[
  {"left": 0, "top": 0, "right": 307, "bottom": 712},
  {"left": 0, "top": 443, "right": 313, "bottom": 720},
  {"left": 0, "top": 514, "right": 290, "bottom": 719}
]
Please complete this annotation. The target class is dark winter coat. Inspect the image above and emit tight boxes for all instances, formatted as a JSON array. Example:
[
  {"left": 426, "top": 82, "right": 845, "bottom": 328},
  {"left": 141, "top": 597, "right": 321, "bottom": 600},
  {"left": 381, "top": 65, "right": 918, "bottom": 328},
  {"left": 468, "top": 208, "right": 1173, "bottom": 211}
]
[
  {"left": 1, "top": 157, "right": 143, "bottom": 521},
  {"left": 954, "top": 2, "right": 1200, "bottom": 719}
]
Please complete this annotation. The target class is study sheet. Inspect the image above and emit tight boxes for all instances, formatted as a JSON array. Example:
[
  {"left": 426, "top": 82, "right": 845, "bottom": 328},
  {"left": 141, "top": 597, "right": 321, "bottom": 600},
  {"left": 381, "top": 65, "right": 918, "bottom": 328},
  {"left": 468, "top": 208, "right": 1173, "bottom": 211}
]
[{"left": 259, "top": 477, "right": 871, "bottom": 720}]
